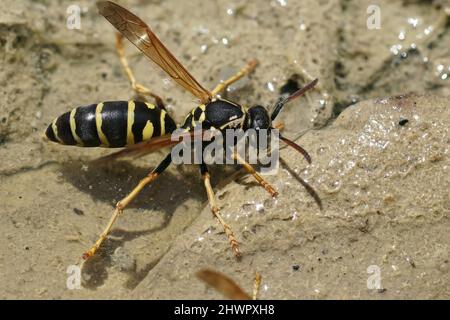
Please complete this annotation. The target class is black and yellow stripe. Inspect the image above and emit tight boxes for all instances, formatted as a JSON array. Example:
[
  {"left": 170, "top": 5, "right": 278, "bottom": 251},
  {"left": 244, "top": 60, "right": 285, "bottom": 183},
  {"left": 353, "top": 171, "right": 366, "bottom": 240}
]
[
  {"left": 180, "top": 99, "right": 245, "bottom": 131},
  {"left": 45, "top": 101, "right": 176, "bottom": 148},
  {"left": 180, "top": 104, "right": 206, "bottom": 130}
]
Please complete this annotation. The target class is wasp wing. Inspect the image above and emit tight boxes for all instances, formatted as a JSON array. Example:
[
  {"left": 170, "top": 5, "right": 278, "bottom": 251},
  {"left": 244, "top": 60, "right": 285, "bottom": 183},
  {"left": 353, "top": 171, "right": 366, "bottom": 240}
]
[
  {"left": 97, "top": 1, "right": 212, "bottom": 103},
  {"left": 92, "top": 129, "right": 211, "bottom": 163},
  {"left": 92, "top": 134, "right": 176, "bottom": 163},
  {"left": 196, "top": 269, "right": 251, "bottom": 300}
]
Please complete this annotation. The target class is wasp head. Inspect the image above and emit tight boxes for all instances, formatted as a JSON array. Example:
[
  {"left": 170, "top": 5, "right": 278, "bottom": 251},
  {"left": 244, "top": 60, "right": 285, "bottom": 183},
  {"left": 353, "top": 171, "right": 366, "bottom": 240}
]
[{"left": 246, "top": 105, "right": 271, "bottom": 131}]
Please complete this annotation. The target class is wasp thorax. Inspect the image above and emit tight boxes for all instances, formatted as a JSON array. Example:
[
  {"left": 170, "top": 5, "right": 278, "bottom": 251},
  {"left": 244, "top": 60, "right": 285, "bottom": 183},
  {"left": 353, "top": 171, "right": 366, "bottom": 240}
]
[{"left": 247, "top": 105, "right": 271, "bottom": 130}]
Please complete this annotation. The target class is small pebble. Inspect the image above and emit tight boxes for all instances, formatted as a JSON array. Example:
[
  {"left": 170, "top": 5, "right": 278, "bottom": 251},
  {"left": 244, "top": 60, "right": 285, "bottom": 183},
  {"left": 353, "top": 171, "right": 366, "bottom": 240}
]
[
  {"left": 73, "top": 208, "right": 84, "bottom": 216},
  {"left": 399, "top": 118, "right": 409, "bottom": 126}
]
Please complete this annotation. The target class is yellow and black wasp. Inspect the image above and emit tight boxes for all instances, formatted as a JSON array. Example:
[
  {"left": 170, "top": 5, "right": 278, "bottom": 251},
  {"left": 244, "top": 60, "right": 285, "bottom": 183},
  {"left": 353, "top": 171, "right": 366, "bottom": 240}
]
[{"left": 45, "top": 1, "right": 319, "bottom": 260}]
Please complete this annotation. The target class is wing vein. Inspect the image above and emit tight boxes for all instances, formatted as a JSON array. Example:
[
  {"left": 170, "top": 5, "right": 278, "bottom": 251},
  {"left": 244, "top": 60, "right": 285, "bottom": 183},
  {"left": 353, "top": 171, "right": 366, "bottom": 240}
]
[{"left": 97, "top": 1, "right": 212, "bottom": 103}]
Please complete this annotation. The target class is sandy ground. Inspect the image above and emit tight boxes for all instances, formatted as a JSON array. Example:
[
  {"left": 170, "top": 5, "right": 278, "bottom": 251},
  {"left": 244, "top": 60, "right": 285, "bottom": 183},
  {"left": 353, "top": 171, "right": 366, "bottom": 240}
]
[{"left": 0, "top": 0, "right": 449, "bottom": 299}]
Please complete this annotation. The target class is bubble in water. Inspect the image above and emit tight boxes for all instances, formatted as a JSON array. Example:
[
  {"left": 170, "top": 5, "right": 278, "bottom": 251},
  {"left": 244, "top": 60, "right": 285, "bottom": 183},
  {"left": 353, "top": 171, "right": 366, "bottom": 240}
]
[
  {"left": 255, "top": 203, "right": 264, "bottom": 212},
  {"left": 390, "top": 44, "right": 402, "bottom": 55},
  {"left": 424, "top": 25, "right": 433, "bottom": 35},
  {"left": 274, "top": 0, "right": 287, "bottom": 6},
  {"left": 407, "top": 17, "right": 419, "bottom": 28},
  {"left": 194, "top": 25, "right": 209, "bottom": 35}
]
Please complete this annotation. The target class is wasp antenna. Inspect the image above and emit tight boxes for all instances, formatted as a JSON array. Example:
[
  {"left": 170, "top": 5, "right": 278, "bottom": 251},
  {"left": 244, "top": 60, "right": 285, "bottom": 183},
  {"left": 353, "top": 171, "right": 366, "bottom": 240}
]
[
  {"left": 286, "top": 78, "right": 318, "bottom": 103},
  {"left": 271, "top": 78, "right": 318, "bottom": 121},
  {"left": 279, "top": 134, "right": 311, "bottom": 164}
]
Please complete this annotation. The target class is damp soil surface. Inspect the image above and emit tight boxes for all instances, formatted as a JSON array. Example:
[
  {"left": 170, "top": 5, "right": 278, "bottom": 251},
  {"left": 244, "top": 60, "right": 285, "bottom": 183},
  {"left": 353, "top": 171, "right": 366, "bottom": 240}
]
[{"left": 0, "top": 0, "right": 449, "bottom": 299}]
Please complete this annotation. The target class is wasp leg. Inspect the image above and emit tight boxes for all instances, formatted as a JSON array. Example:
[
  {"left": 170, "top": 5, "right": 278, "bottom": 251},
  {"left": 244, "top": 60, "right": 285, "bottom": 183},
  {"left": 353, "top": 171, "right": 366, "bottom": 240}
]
[
  {"left": 273, "top": 121, "right": 284, "bottom": 131},
  {"left": 83, "top": 153, "right": 172, "bottom": 259},
  {"left": 200, "top": 163, "right": 241, "bottom": 259},
  {"left": 253, "top": 271, "right": 262, "bottom": 300},
  {"left": 211, "top": 59, "right": 258, "bottom": 96},
  {"left": 115, "top": 33, "right": 165, "bottom": 109},
  {"left": 233, "top": 152, "right": 278, "bottom": 197}
]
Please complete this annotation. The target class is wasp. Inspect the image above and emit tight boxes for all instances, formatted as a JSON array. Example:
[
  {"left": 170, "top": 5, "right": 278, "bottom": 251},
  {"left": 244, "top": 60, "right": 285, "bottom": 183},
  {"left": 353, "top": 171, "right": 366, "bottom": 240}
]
[{"left": 44, "top": 1, "right": 319, "bottom": 260}]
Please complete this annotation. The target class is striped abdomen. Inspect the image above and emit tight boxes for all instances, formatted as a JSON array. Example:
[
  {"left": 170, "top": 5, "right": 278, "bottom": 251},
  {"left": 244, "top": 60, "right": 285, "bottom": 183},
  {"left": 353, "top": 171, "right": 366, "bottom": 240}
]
[{"left": 45, "top": 101, "right": 176, "bottom": 148}]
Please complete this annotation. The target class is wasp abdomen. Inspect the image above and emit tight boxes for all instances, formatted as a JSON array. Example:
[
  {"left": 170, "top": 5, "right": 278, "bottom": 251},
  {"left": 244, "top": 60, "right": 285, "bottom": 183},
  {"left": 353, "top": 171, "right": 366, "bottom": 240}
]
[{"left": 45, "top": 101, "right": 176, "bottom": 148}]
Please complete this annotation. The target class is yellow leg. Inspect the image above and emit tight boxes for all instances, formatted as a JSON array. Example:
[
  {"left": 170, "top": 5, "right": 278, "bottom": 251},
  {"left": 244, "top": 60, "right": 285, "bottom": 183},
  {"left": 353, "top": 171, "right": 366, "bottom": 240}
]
[
  {"left": 201, "top": 168, "right": 241, "bottom": 258},
  {"left": 211, "top": 59, "right": 258, "bottom": 96},
  {"left": 82, "top": 172, "right": 160, "bottom": 259},
  {"left": 253, "top": 271, "right": 262, "bottom": 300},
  {"left": 115, "top": 33, "right": 165, "bottom": 109},
  {"left": 83, "top": 153, "right": 172, "bottom": 259},
  {"left": 233, "top": 153, "right": 278, "bottom": 197}
]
